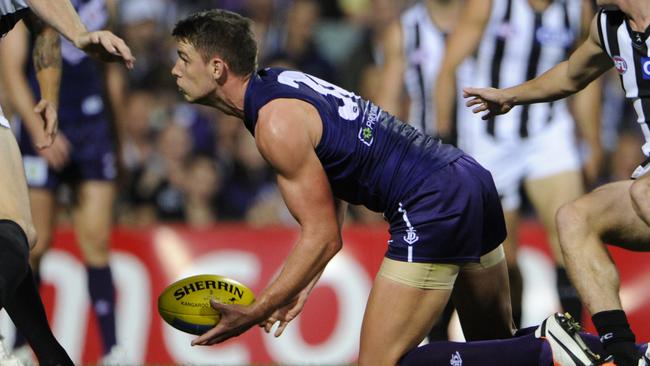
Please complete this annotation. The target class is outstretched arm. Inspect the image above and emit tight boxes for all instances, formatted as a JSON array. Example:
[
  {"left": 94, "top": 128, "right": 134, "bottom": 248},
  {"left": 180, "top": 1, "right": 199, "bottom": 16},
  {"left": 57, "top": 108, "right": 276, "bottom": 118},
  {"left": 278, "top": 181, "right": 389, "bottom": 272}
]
[
  {"left": 0, "top": 20, "right": 72, "bottom": 165},
  {"left": 464, "top": 14, "right": 612, "bottom": 120},
  {"left": 192, "top": 99, "right": 342, "bottom": 346},
  {"left": 25, "top": 0, "right": 134, "bottom": 68}
]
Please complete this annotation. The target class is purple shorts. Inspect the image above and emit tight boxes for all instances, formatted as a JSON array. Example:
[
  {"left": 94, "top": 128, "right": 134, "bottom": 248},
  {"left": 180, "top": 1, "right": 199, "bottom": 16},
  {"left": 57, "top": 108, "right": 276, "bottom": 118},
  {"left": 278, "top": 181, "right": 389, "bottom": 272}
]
[
  {"left": 18, "top": 115, "right": 117, "bottom": 190},
  {"left": 385, "top": 155, "right": 506, "bottom": 263}
]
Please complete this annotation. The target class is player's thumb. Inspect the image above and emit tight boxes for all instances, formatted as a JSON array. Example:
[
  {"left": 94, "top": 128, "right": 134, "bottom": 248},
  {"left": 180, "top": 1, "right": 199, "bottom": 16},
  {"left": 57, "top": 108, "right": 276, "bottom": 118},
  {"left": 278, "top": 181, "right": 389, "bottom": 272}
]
[
  {"left": 33, "top": 99, "right": 48, "bottom": 114},
  {"left": 210, "top": 298, "right": 227, "bottom": 311}
]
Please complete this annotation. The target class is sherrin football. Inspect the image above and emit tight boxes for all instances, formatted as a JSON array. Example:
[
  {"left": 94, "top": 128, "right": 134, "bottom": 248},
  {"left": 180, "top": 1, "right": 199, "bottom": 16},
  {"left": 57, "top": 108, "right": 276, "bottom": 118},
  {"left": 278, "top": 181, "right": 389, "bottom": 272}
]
[{"left": 158, "top": 274, "right": 256, "bottom": 335}]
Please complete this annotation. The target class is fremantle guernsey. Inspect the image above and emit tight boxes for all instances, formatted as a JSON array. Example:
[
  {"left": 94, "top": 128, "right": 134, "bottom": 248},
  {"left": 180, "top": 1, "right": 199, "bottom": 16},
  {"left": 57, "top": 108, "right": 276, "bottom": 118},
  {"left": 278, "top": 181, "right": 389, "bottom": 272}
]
[{"left": 243, "top": 68, "right": 463, "bottom": 213}]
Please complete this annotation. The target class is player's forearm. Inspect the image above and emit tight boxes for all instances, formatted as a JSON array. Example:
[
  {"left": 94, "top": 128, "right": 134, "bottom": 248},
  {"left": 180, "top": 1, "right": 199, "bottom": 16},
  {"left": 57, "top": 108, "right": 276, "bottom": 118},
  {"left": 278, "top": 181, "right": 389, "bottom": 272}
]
[
  {"left": 0, "top": 31, "right": 44, "bottom": 135},
  {"left": 572, "top": 78, "right": 602, "bottom": 151},
  {"left": 25, "top": 0, "right": 87, "bottom": 44},
  {"left": 33, "top": 27, "right": 62, "bottom": 107},
  {"left": 256, "top": 234, "right": 342, "bottom": 317},
  {"left": 505, "top": 61, "right": 583, "bottom": 106}
]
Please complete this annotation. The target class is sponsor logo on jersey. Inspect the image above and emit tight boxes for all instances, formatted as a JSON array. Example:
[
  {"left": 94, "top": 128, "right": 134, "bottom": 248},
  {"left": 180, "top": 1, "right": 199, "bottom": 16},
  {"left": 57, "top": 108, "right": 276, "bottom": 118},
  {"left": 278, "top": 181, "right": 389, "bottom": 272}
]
[
  {"left": 641, "top": 57, "right": 650, "bottom": 80},
  {"left": 450, "top": 351, "right": 463, "bottom": 366},
  {"left": 535, "top": 26, "right": 574, "bottom": 47},
  {"left": 358, "top": 104, "right": 380, "bottom": 146},
  {"left": 613, "top": 56, "right": 628, "bottom": 74}
]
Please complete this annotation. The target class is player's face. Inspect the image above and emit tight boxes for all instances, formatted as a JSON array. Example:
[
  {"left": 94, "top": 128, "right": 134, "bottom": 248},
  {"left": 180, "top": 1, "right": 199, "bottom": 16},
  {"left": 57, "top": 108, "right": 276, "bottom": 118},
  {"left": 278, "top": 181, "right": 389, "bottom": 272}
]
[{"left": 171, "top": 40, "right": 216, "bottom": 103}]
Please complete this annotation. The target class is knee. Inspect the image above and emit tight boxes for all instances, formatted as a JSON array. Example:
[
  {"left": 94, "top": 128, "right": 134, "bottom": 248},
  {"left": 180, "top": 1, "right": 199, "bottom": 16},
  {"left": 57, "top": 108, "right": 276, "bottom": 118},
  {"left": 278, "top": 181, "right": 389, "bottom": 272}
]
[
  {"left": 555, "top": 201, "right": 589, "bottom": 245},
  {"left": 630, "top": 180, "right": 650, "bottom": 215},
  {"left": 79, "top": 234, "right": 111, "bottom": 266}
]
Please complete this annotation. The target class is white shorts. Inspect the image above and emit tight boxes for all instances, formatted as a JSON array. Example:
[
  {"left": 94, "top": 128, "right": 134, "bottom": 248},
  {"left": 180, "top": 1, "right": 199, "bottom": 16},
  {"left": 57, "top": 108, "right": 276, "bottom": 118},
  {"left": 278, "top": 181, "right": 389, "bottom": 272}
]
[
  {"left": 0, "top": 106, "right": 8, "bottom": 129},
  {"left": 459, "top": 111, "right": 581, "bottom": 211}
]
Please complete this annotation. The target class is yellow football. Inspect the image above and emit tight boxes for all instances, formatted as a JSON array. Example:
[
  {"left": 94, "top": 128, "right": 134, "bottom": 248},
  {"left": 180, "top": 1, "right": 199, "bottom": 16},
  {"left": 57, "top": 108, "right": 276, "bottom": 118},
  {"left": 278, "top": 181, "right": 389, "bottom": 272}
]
[{"left": 158, "top": 274, "right": 255, "bottom": 335}]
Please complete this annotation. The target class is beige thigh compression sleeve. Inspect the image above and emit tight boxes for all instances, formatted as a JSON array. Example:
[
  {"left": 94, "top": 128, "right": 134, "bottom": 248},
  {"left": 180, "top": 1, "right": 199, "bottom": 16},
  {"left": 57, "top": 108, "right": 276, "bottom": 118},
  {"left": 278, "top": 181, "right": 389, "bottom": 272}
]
[{"left": 377, "top": 245, "right": 505, "bottom": 289}]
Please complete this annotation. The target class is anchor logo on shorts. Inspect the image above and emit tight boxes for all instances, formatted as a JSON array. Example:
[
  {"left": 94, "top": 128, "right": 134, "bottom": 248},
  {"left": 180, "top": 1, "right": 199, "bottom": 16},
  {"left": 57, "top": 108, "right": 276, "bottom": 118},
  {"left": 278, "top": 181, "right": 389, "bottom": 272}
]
[
  {"left": 398, "top": 202, "right": 420, "bottom": 245},
  {"left": 404, "top": 227, "right": 419, "bottom": 245},
  {"left": 450, "top": 351, "right": 463, "bottom": 366}
]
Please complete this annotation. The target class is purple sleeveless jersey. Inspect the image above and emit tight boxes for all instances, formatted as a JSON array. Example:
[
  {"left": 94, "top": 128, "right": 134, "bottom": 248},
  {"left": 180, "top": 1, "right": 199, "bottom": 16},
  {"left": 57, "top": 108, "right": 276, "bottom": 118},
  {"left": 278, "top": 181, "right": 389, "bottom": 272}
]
[{"left": 243, "top": 68, "right": 506, "bottom": 263}]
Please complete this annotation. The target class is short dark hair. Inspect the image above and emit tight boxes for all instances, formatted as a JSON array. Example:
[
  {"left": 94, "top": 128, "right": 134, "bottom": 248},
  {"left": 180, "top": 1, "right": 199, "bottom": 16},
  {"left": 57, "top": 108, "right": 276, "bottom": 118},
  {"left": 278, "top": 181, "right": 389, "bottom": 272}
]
[{"left": 172, "top": 9, "right": 258, "bottom": 76}]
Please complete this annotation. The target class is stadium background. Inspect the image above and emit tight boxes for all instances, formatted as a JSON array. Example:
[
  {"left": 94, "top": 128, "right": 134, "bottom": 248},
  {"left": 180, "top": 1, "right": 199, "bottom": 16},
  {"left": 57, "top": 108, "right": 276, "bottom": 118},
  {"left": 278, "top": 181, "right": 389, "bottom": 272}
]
[{"left": 0, "top": 0, "right": 649, "bottom": 364}]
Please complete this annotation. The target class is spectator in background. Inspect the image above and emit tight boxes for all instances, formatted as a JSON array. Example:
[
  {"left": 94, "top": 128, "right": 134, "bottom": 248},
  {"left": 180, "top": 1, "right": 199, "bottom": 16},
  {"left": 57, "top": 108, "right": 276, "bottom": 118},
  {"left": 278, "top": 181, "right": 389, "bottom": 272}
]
[
  {"left": 264, "top": 0, "right": 336, "bottom": 82},
  {"left": 172, "top": 103, "right": 219, "bottom": 157},
  {"left": 128, "top": 121, "right": 192, "bottom": 224},
  {"left": 185, "top": 155, "right": 221, "bottom": 227},
  {"left": 120, "top": 89, "right": 158, "bottom": 174},
  {"left": 338, "top": 0, "right": 400, "bottom": 100},
  {"left": 216, "top": 126, "right": 278, "bottom": 221},
  {"left": 118, "top": 0, "right": 174, "bottom": 90},
  {"left": 242, "top": 0, "right": 280, "bottom": 59}
]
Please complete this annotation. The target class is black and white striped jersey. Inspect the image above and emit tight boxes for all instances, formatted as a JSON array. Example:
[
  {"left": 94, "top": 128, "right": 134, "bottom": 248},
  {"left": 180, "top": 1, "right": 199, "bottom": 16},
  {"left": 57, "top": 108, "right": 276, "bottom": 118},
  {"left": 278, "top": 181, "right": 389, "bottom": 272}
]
[
  {"left": 596, "top": 8, "right": 650, "bottom": 157},
  {"left": 0, "top": 0, "right": 28, "bottom": 37},
  {"left": 401, "top": 2, "right": 471, "bottom": 135},
  {"left": 473, "top": 0, "right": 582, "bottom": 140}
]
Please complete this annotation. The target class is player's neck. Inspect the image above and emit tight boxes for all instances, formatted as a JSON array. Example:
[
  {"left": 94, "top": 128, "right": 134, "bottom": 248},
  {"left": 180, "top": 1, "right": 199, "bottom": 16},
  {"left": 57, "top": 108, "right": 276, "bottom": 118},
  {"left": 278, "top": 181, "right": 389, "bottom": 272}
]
[
  {"left": 426, "top": 0, "right": 460, "bottom": 33},
  {"left": 207, "top": 75, "right": 250, "bottom": 120},
  {"left": 527, "top": 0, "right": 552, "bottom": 13},
  {"left": 623, "top": 0, "right": 650, "bottom": 33}
]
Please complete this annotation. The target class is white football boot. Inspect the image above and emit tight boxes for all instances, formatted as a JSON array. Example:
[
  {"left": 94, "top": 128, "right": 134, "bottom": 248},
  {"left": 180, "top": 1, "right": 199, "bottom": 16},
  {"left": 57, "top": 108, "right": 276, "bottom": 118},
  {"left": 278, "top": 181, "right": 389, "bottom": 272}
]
[
  {"left": 536, "top": 313, "right": 604, "bottom": 366},
  {"left": 0, "top": 337, "right": 22, "bottom": 366}
]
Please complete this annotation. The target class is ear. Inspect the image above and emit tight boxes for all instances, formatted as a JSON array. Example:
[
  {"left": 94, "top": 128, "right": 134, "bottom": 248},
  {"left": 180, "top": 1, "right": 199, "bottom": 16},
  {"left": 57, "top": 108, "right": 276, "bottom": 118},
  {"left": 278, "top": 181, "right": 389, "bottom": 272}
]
[{"left": 209, "top": 57, "right": 227, "bottom": 81}]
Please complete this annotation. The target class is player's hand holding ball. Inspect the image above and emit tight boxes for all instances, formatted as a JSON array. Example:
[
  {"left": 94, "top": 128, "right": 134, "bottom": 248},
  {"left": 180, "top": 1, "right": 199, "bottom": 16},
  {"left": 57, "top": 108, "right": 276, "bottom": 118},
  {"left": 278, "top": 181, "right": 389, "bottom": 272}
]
[{"left": 158, "top": 274, "right": 256, "bottom": 342}]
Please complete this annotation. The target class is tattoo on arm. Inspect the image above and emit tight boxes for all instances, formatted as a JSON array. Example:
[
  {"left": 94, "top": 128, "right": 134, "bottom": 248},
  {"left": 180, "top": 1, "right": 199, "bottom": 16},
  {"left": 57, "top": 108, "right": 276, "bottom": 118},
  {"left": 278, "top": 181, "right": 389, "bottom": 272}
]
[
  {"left": 24, "top": 11, "right": 62, "bottom": 72},
  {"left": 33, "top": 29, "right": 61, "bottom": 71}
]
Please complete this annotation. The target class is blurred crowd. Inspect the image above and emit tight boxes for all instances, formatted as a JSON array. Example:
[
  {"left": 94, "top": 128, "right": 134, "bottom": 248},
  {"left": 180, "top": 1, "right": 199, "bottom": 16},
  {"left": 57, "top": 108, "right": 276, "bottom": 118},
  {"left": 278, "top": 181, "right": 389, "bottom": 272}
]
[{"left": 6, "top": 0, "right": 647, "bottom": 228}]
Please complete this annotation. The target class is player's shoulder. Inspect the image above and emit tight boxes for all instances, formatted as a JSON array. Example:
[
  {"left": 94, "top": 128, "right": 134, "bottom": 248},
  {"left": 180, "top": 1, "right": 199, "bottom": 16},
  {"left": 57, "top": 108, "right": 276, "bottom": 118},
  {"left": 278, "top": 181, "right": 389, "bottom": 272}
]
[{"left": 597, "top": 7, "right": 625, "bottom": 27}]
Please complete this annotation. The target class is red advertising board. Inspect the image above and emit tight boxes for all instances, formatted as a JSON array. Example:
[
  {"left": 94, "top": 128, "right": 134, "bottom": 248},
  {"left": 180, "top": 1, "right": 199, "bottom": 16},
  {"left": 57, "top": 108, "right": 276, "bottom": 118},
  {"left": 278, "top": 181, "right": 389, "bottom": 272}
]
[{"left": 2, "top": 221, "right": 648, "bottom": 364}]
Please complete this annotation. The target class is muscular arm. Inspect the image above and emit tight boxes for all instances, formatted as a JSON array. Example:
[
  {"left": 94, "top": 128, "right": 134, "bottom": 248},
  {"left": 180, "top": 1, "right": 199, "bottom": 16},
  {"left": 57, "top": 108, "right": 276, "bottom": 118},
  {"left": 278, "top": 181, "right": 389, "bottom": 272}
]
[
  {"left": 23, "top": 12, "right": 61, "bottom": 108},
  {"left": 191, "top": 99, "right": 342, "bottom": 346},
  {"left": 434, "top": 0, "right": 490, "bottom": 136},
  {"left": 0, "top": 19, "right": 60, "bottom": 149},
  {"left": 24, "top": 0, "right": 85, "bottom": 42},
  {"left": 25, "top": 0, "right": 134, "bottom": 67},
  {"left": 374, "top": 21, "right": 405, "bottom": 117},
  {"left": 465, "top": 15, "right": 613, "bottom": 118},
  {"left": 253, "top": 99, "right": 342, "bottom": 316}
]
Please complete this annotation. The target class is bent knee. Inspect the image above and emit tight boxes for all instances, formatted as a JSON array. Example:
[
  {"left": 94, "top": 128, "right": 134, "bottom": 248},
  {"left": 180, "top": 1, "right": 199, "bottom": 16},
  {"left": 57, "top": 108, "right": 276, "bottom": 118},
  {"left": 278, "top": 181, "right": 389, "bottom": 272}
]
[
  {"left": 630, "top": 179, "right": 650, "bottom": 210},
  {"left": 555, "top": 201, "right": 587, "bottom": 234}
]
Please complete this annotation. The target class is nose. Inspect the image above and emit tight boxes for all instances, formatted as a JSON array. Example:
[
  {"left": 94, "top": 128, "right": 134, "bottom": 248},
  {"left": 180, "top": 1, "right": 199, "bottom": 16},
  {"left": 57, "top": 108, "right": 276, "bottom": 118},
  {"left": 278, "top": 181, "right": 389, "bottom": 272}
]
[{"left": 171, "top": 62, "right": 180, "bottom": 78}]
